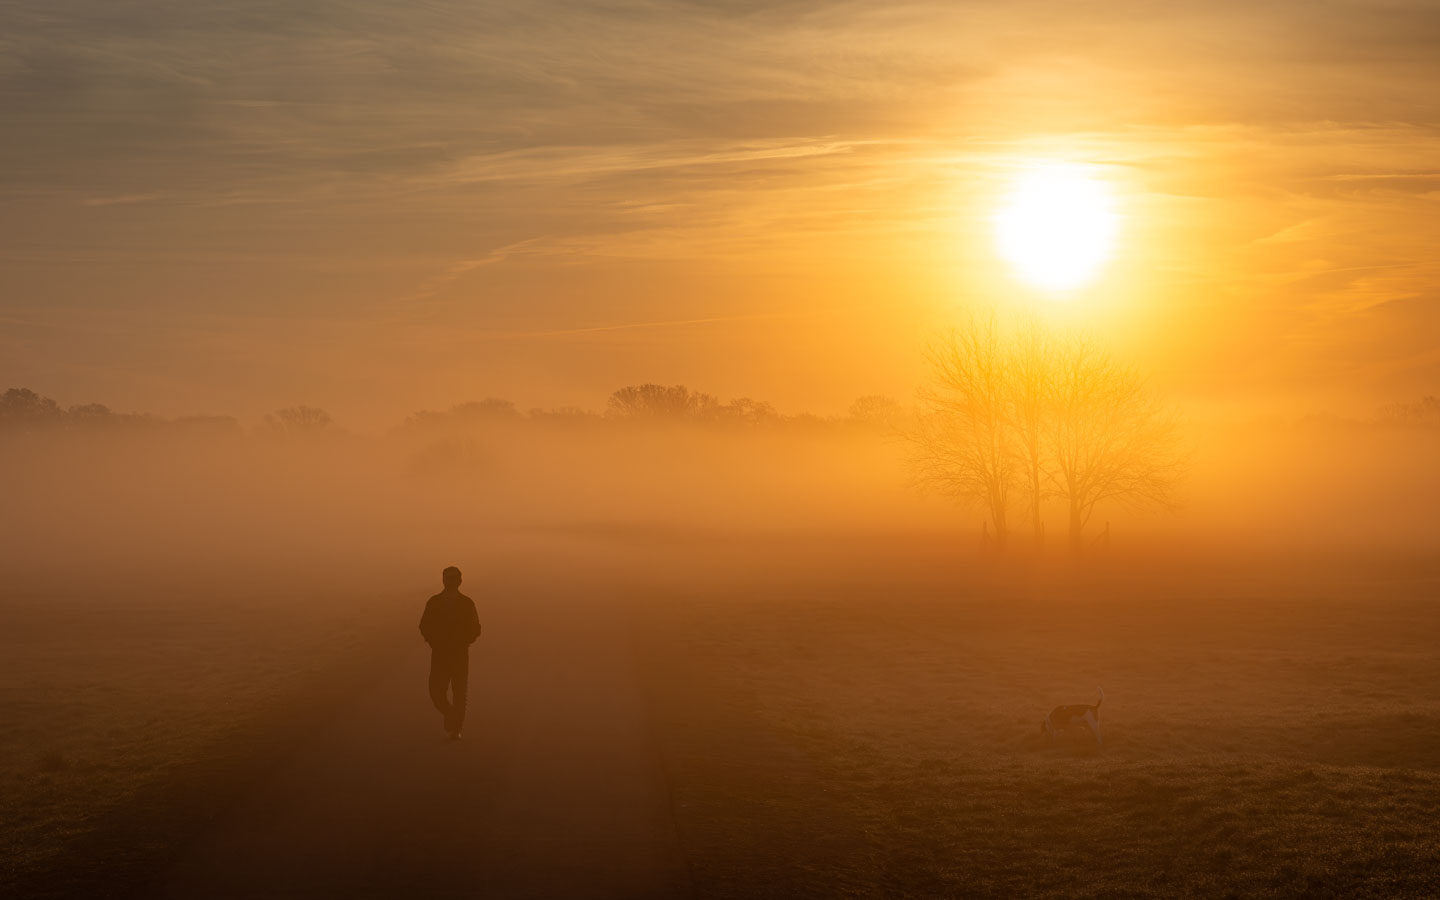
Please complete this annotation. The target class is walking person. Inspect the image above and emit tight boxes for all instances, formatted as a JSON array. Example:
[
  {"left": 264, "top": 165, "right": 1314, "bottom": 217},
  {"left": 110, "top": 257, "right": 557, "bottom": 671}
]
[{"left": 419, "top": 566, "right": 482, "bottom": 740}]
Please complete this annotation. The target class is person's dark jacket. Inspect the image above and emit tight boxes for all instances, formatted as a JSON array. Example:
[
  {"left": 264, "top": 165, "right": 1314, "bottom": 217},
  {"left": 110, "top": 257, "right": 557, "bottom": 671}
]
[{"left": 419, "top": 590, "right": 481, "bottom": 651}]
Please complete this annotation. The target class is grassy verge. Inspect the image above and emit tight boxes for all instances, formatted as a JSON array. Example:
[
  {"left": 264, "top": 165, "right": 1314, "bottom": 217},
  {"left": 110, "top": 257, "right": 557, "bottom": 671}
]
[
  {"left": 638, "top": 569, "right": 1440, "bottom": 898},
  {"left": 0, "top": 578, "right": 400, "bottom": 898}
]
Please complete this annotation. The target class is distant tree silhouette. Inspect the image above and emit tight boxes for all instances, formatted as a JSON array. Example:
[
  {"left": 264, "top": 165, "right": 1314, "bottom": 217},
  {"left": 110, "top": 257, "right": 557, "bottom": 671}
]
[
  {"left": 1048, "top": 335, "right": 1183, "bottom": 552},
  {"left": 908, "top": 320, "right": 1015, "bottom": 551},
  {"left": 2, "top": 388, "right": 242, "bottom": 434},
  {"left": 401, "top": 399, "right": 519, "bottom": 433},
  {"left": 527, "top": 406, "right": 600, "bottom": 424},
  {"left": 451, "top": 398, "right": 519, "bottom": 421},
  {"left": 1377, "top": 396, "right": 1440, "bottom": 427},
  {"left": 400, "top": 410, "right": 451, "bottom": 432},
  {"left": 784, "top": 412, "right": 830, "bottom": 431},
  {"left": 848, "top": 395, "right": 904, "bottom": 432},
  {"left": 710, "top": 397, "right": 778, "bottom": 426},
  {"left": 263, "top": 405, "right": 334, "bottom": 438},
  {"left": 66, "top": 403, "right": 116, "bottom": 426},
  {"left": 1, "top": 388, "right": 64, "bottom": 428},
  {"left": 606, "top": 384, "right": 717, "bottom": 420},
  {"left": 65, "top": 403, "right": 159, "bottom": 428}
]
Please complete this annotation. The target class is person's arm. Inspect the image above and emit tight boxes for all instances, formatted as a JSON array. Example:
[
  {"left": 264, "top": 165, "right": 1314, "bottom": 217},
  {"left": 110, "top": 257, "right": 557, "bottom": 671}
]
[
  {"left": 466, "top": 599, "right": 482, "bottom": 644},
  {"left": 418, "top": 597, "right": 437, "bottom": 645}
]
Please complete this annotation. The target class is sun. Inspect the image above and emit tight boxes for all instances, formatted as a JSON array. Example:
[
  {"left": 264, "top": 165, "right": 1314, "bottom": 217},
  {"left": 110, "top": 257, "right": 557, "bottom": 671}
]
[{"left": 992, "top": 163, "right": 1119, "bottom": 293}]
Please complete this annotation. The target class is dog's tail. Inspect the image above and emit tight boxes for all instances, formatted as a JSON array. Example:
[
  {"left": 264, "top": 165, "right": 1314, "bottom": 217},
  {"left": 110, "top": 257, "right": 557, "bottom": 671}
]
[{"left": 1095, "top": 687, "right": 1104, "bottom": 711}]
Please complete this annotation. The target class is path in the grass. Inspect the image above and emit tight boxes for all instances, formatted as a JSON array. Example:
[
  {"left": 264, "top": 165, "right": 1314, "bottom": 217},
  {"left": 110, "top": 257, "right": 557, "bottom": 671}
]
[{"left": 157, "top": 588, "right": 690, "bottom": 899}]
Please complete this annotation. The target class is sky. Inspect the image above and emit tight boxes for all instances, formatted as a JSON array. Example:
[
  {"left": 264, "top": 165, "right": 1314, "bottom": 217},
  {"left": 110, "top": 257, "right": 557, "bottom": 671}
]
[{"left": 2, "top": 0, "right": 1438, "bottom": 427}]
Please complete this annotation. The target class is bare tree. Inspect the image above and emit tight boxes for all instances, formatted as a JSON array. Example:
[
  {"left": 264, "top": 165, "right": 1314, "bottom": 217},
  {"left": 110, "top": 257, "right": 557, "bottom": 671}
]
[
  {"left": 1047, "top": 336, "right": 1184, "bottom": 552},
  {"left": 848, "top": 395, "right": 904, "bottom": 433},
  {"left": 263, "top": 405, "right": 334, "bottom": 439},
  {"left": 908, "top": 318, "right": 1184, "bottom": 556},
  {"left": 1006, "top": 318, "right": 1055, "bottom": 549},
  {"left": 605, "top": 384, "right": 717, "bottom": 420},
  {"left": 908, "top": 319, "right": 1015, "bottom": 551},
  {"left": 1377, "top": 396, "right": 1440, "bottom": 427}
]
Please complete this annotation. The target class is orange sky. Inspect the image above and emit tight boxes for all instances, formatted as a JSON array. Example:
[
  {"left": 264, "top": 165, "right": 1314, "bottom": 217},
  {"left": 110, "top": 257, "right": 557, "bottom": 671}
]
[{"left": 3, "top": 1, "right": 1438, "bottom": 428}]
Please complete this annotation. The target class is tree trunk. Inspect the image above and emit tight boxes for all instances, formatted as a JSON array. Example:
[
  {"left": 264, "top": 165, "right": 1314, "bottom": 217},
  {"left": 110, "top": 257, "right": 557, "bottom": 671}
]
[
  {"left": 1068, "top": 502, "right": 1084, "bottom": 554},
  {"left": 1030, "top": 471, "right": 1042, "bottom": 551}
]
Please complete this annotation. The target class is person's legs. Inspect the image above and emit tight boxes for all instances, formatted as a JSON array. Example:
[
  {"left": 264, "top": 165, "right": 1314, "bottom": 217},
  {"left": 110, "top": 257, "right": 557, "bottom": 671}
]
[
  {"left": 446, "top": 651, "right": 470, "bottom": 734},
  {"left": 428, "top": 650, "right": 453, "bottom": 722}
]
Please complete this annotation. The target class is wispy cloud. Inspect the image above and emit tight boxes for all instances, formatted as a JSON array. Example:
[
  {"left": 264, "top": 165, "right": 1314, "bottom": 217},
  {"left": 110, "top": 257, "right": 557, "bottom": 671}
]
[
  {"left": 402, "top": 240, "right": 542, "bottom": 304},
  {"left": 4, "top": 0, "right": 1440, "bottom": 413}
]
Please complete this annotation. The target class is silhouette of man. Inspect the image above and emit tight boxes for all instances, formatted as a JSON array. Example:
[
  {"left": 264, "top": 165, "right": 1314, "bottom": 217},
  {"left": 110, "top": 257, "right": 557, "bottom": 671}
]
[{"left": 418, "top": 566, "right": 481, "bottom": 740}]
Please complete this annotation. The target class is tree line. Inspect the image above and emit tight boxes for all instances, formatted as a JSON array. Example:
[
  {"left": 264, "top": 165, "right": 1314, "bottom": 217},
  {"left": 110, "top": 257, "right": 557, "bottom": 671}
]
[
  {"left": 0, "top": 388, "right": 241, "bottom": 434},
  {"left": 399, "top": 386, "right": 902, "bottom": 432},
  {"left": 0, "top": 386, "right": 905, "bottom": 437}
]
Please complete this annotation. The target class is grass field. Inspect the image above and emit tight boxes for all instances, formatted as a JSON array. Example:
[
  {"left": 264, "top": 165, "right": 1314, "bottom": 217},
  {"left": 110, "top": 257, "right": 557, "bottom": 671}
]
[
  {"left": 0, "top": 574, "right": 397, "bottom": 896},
  {"left": 4, "top": 542, "right": 1440, "bottom": 898},
  {"left": 637, "top": 550, "right": 1440, "bottom": 898}
]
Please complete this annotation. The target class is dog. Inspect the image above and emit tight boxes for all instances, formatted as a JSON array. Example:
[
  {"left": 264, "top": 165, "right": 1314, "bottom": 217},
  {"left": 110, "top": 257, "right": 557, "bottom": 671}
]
[{"left": 1041, "top": 687, "right": 1104, "bottom": 746}]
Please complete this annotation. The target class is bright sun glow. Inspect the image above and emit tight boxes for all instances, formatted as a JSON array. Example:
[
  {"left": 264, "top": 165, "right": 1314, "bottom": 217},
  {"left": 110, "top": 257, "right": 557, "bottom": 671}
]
[{"left": 992, "top": 163, "right": 1119, "bottom": 293}]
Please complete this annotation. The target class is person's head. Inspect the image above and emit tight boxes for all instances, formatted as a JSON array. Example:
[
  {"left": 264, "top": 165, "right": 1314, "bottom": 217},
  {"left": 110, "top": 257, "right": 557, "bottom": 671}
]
[{"left": 442, "top": 566, "right": 462, "bottom": 590}]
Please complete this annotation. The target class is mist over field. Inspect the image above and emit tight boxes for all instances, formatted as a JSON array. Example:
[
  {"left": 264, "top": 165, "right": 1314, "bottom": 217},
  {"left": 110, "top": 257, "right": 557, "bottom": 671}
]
[
  {"left": 6, "top": 383, "right": 1440, "bottom": 898},
  {"left": 2, "top": 394, "right": 918, "bottom": 582},
  {"left": 4, "top": 386, "right": 1437, "bottom": 589}
]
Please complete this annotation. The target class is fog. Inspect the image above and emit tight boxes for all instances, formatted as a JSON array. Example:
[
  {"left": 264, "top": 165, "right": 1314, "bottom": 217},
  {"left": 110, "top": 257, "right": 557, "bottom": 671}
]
[
  {"left": 0, "top": 417, "right": 913, "bottom": 590},
  {"left": 5, "top": 391, "right": 1440, "bottom": 898},
  {"left": 4, "top": 405, "right": 1437, "bottom": 597}
]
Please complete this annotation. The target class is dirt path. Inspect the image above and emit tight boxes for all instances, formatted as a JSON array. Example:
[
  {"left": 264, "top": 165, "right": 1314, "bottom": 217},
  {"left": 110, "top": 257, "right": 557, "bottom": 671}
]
[{"left": 156, "top": 592, "right": 690, "bottom": 899}]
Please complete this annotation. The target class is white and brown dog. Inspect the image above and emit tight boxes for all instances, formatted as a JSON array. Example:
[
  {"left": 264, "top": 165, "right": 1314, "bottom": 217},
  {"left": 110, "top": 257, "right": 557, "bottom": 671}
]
[{"left": 1041, "top": 688, "right": 1104, "bottom": 746}]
